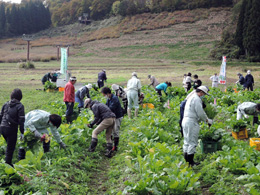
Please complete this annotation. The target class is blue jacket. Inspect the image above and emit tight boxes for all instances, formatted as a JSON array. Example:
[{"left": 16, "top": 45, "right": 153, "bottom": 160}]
[
  {"left": 156, "top": 83, "right": 168, "bottom": 93},
  {"left": 106, "top": 94, "right": 123, "bottom": 119}
]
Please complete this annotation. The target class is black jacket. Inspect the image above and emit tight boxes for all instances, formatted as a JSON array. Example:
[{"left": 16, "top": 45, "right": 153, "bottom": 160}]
[
  {"left": 90, "top": 101, "right": 116, "bottom": 126},
  {"left": 245, "top": 74, "right": 254, "bottom": 86},
  {"left": 98, "top": 72, "right": 107, "bottom": 81},
  {"left": 238, "top": 75, "right": 245, "bottom": 85},
  {"left": 106, "top": 94, "right": 123, "bottom": 119},
  {"left": 0, "top": 99, "right": 25, "bottom": 134},
  {"left": 193, "top": 79, "right": 202, "bottom": 89}
]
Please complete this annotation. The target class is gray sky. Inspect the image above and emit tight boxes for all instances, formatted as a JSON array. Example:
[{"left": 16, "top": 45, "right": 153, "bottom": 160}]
[{"left": 1, "top": 0, "right": 21, "bottom": 3}]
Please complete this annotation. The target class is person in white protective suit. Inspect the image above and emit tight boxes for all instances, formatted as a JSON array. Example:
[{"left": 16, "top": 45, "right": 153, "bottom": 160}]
[
  {"left": 210, "top": 73, "right": 219, "bottom": 88},
  {"left": 182, "top": 86, "right": 212, "bottom": 166},
  {"left": 237, "top": 102, "right": 260, "bottom": 125},
  {"left": 126, "top": 72, "right": 142, "bottom": 118}
]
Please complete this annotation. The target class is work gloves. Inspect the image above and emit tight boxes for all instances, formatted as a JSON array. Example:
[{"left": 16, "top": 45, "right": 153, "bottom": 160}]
[
  {"left": 20, "top": 134, "right": 24, "bottom": 141},
  {"left": 34, "top": 130, "right": 42, "bottom": 139},
  {"left": 59, "top": 142, "right": 67, "bottom": 149},
  {"left": 208, "top": 119, "right": 213, "bottom": 125},
  {"left": 68, "top": 102, "right": 72, "bottom": 106},
  {"left": 88, "top": 124, "right": 94, "bottom": 128}
]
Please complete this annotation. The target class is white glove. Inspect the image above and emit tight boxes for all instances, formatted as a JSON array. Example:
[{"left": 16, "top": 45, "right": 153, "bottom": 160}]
[
  {"left": 68, "top": 102, "right": 72, "bottom": 106},
  {"left": 208, "top": 119, "right": 213, "bottom": 125},
  {"left": 20, "top": 134, "right": 24, "bottom": 141},
  {"left": 244, "top": 114, "right": 249, "bottom": 119},
  {"left": 34, "top": 130, "right": 42, "bottom": 139}
]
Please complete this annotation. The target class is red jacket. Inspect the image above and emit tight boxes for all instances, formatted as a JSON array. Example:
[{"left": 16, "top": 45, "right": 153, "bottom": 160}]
[{"left": 63, "top": 81, "right": 75, "bottom": 102}]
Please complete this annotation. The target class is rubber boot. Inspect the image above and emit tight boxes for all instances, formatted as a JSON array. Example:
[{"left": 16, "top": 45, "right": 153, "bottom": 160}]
[
  {"left": 134, "top": 108, "right": 139, "bottom": 117},
  {"left": 253, "top": 116, "right": 258, "bottom": 126},
  {"left": 105, "top": 143, "right": 113, "bottom": 158},
  {"left": 187, "top": 154, "right": 200, "bottom": 167},
  {"left": 18, "top": 147, "right": 26, "bottom": 160},
  {"left": 127, "top": 109, "right": 131, "bottom": 118},
  {"left": 66, "top": 116, "right": 72, "bottom": 124},
  {"left": 184, "top": 152, "right": 188, "bottom": 162},
  {"left": 88, "top": 138, "right": 98, "bottom": 152},
  {"left": 112, "top": 137, "right": 119, "bottom": 152},
  {"left": 43, "top": 141, "right": 50, "bottom": 153}
]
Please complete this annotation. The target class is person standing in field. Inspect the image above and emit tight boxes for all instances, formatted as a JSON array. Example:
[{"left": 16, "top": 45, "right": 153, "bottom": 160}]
[
  {"left": 182, "top": 86, "right": 212, "bottom": 166},
  {"left": 210, "top": 73, "right": 219, "bottom": 88},
  {"left": 0, "top": 89, "right": 25, "bottom": 167},
  {"left": 127, "top": 72, "right": 142, "bottom": 118},
  {"left": 236, "top": 73, "right": 245, "bottom": 86},
  {"left": 84, "top": 99, "right": 116, "bottom": 158},
  {"left": 148, "top": 75, "right": 159, "bottom": 89},
  {"left": 185, "top": 73, "right": 192, "bottom": 92},
  {"left": 64, "top": 77, "right": 77, "bottom": 123},
  {"left": 75, "top": 84, "right": 92, "bottom": 113},
  {"left": 112, "top": 84, "right": 128, "bottom": 115},
  {"left": 101, "top": 87, "right": 123, "bottom": 152},
  {"left": 193, "top": 75, "right": 202, "bottom": 90},
  {"left": 25, "top": 110, "right": 66, "bottom": 153},
  {"left": 244, "top": 70, "right": 254, "bottom": 91},
  {"left": 97, "top": 69, "right": 107, "bottom": 89}
]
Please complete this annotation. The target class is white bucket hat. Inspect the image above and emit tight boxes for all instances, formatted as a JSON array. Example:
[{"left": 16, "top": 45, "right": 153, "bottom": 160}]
[
  {"left": 132, "top": 72, "right": 137, "bottom": 77},
  {"left": 112, "top": 84, "right": 119, "bottom": 91},
  {"left": 198, "top": 86, "right": 209, "bottom": 95},
  {"left": 247, "top": 70, "right": 251, "bottom": 74},
  {"left": 86, "top": 84, "right": 92, "bottom": 89},
  {"left": 84, "top": 98, "right": 92, "bottom": 108}
]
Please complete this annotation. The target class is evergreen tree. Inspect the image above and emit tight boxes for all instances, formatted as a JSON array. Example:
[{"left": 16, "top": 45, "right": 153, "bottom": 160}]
[
  {"left": 242, "top": 0, "right": 252, "bottom": 56},
  {"left": 0, "top": 3, "right": 6, "bottom": 37},
  {"left": 235, "top": 0, "right": 247, "bottom": 54}
]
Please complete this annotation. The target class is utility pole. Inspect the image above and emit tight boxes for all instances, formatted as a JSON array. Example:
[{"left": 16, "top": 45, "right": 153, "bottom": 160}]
[
  {"left": 22, "top": 34, "right": 34, "bottom": 61},
  {"left": 56, "top": 45, "right": 60, "bottom": 61}
]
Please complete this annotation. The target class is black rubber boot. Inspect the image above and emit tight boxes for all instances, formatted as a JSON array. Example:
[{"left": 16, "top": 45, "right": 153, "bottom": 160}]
[
  {"left": 18, "top": 147, "right": 26, "bottom": 160},
  {"left": 187, "top": 154, "right": 200, "bottom": 167},
  {"left": 184, "top": 152, "right": 188, "bottom": 162},
  {"left": 253, "top": 116, "right": 258, "bottom": 126},
  {"left": 105, "top": 143, "right": 113, "bottom": 158},
  {"left": 43, "top": 141, "right": 50, "bottom": 153},
  {"left": 112, "top": 137, "right": 119, "bottom": 152},
  {"left": 88, "top": 138, "right": 98, "bottom": 152},
  {"left": 66, "top": 116, "right": 72, "bottom": 124}
]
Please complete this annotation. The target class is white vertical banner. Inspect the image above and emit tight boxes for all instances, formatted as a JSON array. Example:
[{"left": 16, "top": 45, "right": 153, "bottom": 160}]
[
  {"left": 219, "top": 56, "right": 226, "bottom": 85},
  {"left": 60, "top": 48, "right": 68, "bottom": 75}
]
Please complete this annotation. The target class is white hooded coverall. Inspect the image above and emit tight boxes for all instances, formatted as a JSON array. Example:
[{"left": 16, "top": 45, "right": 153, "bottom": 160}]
[
  {"left": 127, "top": 76, "right": 141, "bottom": 109},
  {"left": 182, "top": 93, "right": 208, "bottom": 155}
]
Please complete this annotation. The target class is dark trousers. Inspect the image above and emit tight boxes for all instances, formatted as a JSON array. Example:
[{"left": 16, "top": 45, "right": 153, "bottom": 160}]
[
  {"left": 97, "top": 80, "right": 104, "bottom": 89},
  {"left": 246, "top": 84, "right": 253, "bottom": 91},
  {"left": 156, "top": 89, "right": 162, "bottom": 96},
  {"left": 122, "top": 98, "right": 128, "bottom": 115},
  {"left": 0, "top": 126, "right": 18, "bottom": 166},
  {"left": 65, "top": 102, "right": 74, "bottom": 117}
]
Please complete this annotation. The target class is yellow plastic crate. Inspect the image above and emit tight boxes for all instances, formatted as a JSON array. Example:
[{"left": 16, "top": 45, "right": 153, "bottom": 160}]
[
  {"left": 142, "top": 103, "right": 155, "bottom": 109},
  {"left": 250, "top": 138, "right": 260, "bottom": 151},
  {"left": 232, "top": 128, "right": 248, "bottom": 140}
]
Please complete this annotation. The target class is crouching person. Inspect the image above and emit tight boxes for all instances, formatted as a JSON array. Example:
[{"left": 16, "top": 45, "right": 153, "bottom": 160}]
[
  {"left": 101, "top": 87, "right": 123, "bottom": 152},
  {"left": 84, "top": 99, "right": 116, "bottom": 158},
  {"left": 25, "top": 110, "right": 66, "bottom": 153}
]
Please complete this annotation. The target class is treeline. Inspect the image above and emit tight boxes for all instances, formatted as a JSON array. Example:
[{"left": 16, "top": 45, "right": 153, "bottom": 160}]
[
  {"left": 0, "top": 1, "right": 51, "bottom": 38},
  {"left": 210, "top": 0, "right": 260, "bottom": 62},
  {"left": 50, "top": 0, "right": 234, "bottom": 26}
]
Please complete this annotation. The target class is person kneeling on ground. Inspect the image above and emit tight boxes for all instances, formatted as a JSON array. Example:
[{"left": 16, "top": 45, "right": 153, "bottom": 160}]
[
  {"left": 0, "top": 89, "right": 25, "bottom": 167},
  {"left": 84, "top": 99, "right": 116, "bottom": 158},
  {"left": 155, "top": 82, "right": 172, "bottom": 97},
  {"left": 237, "top": 102, "right": 260, "bottom": 125},
  {"left": 75, "top": 84, "right": 92, "bottom": 113},
  {"left": 25, "top": 110, "right": 66, "bottom": 153},
  {"left": 182, "top": 86, "right": 212, "bottom": 166},
  {"left": 101, "top": 87, "right": 123, "bottom": 152}
]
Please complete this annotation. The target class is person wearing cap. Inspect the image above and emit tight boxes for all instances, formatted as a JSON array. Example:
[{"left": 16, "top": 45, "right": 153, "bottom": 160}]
[
  {"left": 193, "top": 75, "right": 202, "bottom": 90},
  {"left": 64, "top": 77, "right": 77, "bottom": 123},
  {"left": 155, "top": 82, "right": 172, "bottom": 97},
  {"left": 0, "top": 89, "right": 25, "bottom": 167},
  {"left": 182, "top": 86, "right": 212, "bottom": 166},
  {"left": 185, "top": 73, "right": 192, "bottom": 92},
  {"left": 210, "top": 73, "right": 219, "bottom": 88},
  {"left": 236, "top": 73, "right": 245, "bottom": 86},
  {"left": 25, "top": 110, "right": 66, "bottom": 153},
  {"left": 237, "top": 102, "right": 260, "bottom": 125},
  {"left": 84, "top": 99, "right": 116, "bottom": 158},
  {"left": 244, "top": 70, "right": 254, "bottom": 91},
  {"left": 127, "top": 72, "right": 142, "bottom": 118},
  {"left": 97, "top": 70, "right": 107, "bottom": 89},
  {"left": 148, "top": 75, "right": 159, "bottom": 89},
  {"left": 101, "top": 87, "right": 123, "bottom": 152},
  {"left": 112, "top": 84, "right": 128, "bottom": 115},
  {"left": 75, "top": 84, "right": 92, "bottom": 113}
]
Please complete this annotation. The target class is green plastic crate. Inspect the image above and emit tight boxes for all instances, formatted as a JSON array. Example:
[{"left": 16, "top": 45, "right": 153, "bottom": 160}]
[{"left": 201, "top": 141, "right": 218, "bottom": 154}]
